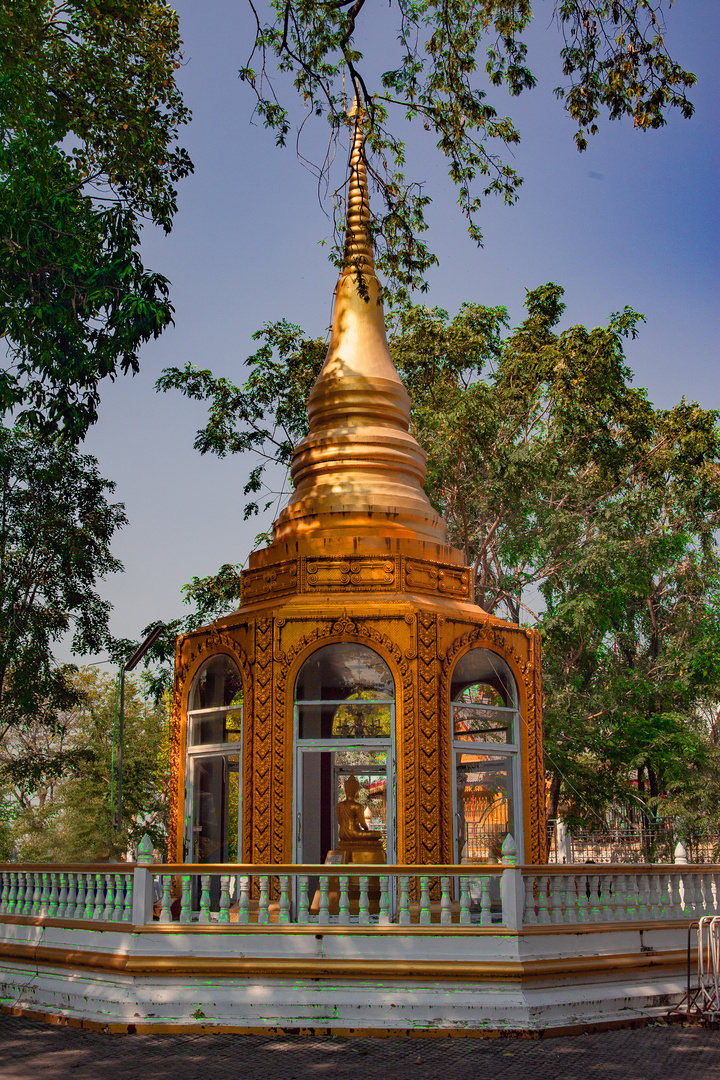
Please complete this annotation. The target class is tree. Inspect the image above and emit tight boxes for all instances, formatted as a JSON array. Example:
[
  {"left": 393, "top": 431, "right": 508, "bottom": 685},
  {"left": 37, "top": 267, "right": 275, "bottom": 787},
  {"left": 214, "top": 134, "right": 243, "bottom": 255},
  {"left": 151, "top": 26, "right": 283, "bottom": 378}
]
[
  {"left": 0, "top": 668, "right": 169, "bottom": 861},
  {"left": 0, "top": 1, "right": 192, "bottom": 440},
  {"left": 157, "top": 287, "right": 720, "bottom": 837},
  {"left": 241, "top": 1, "right": 696, "bottom": 298},
  {"left": 0, "top": 424, "right": 126, "bottom": 794}
]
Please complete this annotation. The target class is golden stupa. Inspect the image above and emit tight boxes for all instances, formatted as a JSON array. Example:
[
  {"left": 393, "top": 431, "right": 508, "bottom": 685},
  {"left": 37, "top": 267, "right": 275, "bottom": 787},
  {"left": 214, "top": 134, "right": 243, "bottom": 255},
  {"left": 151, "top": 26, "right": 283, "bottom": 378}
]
[{"left": 169, "top": 112, "right": 546, "bottom": 870}]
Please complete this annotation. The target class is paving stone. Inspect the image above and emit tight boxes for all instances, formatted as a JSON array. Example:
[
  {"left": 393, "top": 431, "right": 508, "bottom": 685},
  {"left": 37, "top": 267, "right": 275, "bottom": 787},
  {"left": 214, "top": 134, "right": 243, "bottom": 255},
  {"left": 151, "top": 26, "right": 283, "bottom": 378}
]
[{"left": 0, "top": 1015, "right": 718, "bottom": 1080}]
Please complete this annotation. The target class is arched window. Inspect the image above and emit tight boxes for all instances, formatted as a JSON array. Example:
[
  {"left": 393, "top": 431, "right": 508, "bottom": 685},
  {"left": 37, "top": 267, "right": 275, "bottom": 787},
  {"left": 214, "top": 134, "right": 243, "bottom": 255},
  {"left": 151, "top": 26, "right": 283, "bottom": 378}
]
[
  {"left": 450, "top": 648, "right": 521, "bottom": 865},
  {"left": 294, "top": 643, "right": 395, "bottom": 865},
  {"left": 295, "top": 642, "right": 393, "bottom": 739},
  {"left": 188, "top": 654, "right": 243, "bottom": 745},
  {"left": 185, "top": 655, "right": 244, "bottom": 866}
]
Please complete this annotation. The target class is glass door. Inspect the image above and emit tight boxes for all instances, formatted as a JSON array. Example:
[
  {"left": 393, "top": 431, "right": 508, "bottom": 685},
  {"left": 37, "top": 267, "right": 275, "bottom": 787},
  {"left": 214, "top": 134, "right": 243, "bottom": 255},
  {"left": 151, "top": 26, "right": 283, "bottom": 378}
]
[{"left": 295, "top": 745, "right": 393, "bottom": 865}]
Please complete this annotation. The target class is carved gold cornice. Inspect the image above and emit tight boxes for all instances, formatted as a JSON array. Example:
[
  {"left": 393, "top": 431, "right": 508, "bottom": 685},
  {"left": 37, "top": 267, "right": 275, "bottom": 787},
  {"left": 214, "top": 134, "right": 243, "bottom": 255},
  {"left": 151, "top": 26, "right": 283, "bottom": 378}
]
[{"left": 240, "top": 553, "right": 472, "bottom": 605}]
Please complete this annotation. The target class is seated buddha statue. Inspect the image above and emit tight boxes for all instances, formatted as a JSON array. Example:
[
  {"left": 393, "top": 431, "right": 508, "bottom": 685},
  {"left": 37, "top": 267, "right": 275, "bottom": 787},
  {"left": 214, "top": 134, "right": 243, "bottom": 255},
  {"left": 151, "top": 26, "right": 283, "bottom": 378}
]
[{"left": 336, "top": 773, "right": 385, "bottom": 865}]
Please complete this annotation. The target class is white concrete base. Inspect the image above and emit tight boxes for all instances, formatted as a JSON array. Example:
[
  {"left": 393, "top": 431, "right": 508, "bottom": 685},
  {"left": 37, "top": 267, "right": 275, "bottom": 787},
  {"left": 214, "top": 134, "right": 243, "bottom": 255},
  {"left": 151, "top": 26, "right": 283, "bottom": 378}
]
[{"left": 0, "top": 920, "right": 689, "bottom": 1035}]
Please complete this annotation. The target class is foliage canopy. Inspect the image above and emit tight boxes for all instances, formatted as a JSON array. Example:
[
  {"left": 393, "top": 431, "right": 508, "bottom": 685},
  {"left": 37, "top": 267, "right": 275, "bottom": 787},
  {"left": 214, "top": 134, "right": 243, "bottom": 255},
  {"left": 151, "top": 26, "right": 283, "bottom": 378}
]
[
  {"left": 0, "top": 1, "right": 192, "bottom": 440},
  {"left": 241, "top": 0, "right": 695, "bottom": 298}
]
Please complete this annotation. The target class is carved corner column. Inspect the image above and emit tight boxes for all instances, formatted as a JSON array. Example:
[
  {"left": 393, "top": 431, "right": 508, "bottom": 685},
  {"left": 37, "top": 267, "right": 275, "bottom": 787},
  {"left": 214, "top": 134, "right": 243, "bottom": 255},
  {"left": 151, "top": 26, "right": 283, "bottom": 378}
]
[
  {"left": 416, "top": 613, "right": 444, "bottom": 865},
  {"left": 250, "top": 617, "right": 274, "bottom": 865},
  {"left": 524, "top": 627, "right": 547, "bottom": 864}
]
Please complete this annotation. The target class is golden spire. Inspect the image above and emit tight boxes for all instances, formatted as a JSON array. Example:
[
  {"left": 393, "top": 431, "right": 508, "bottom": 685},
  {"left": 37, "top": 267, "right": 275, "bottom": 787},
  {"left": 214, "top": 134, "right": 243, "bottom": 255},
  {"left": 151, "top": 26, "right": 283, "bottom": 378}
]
[{"left": 272, "top": 104, "right": 447, "bottom": 547}]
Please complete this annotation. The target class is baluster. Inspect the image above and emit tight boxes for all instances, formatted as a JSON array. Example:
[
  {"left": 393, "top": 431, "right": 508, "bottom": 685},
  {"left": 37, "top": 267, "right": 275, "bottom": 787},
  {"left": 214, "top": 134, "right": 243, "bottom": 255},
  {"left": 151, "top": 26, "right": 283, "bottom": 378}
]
[
  {"left": 654, "top": 872, "right": 665, "bottom": 919},
  {"left": 179, "top": 875, "right": 192, "bottom": 923},
  {"left": 122, "top": 874, "right": 133, "bottom": 923},
  {"left": 418, "top": 876, "right": 431, "bottom": 926},
  {"left": 337, "top": 874, "right": 350, "bottom": 926},
  {"left": 198, "top": 875, "right": 212, "bottom": 924},
  {"left": 537, "top": 875, "right": 550, "bottom": 925},
  {"left": 440, "top": 876, "right": 452, "bottom": 926},
  {"left": 690, "top": 872, "right": 703, "bottom": 915},
  {"left": 574, "top": 874, "right": 589, "bottom": 923},
  {"left": 615, "top": 873, "right": 627, "bottom": 921},
  {"left": 550, "top": 875, "right": 564, "bottom": 924},
  {"left": 523, "top": 874, "right": 537, "bottom": 925},
  {"left": 278, "top": 876, "right": 291, "bottom": 924},
  {"left": 636, "top": 873, "right": 649, "bottom": 920},
  {"left": 72, "top": 873, "right": 84, "bottom": 919},
  {"left": 358, "top": 875, "right": 370, "bottom": 925},
  {"left": 296, "top": 876, "right": 308, "bottom": 925},
  {"left": 14, "top": 872, "right": 24, "bottom": 916},
  {"left": 458, "top": 877, "right": 471, "bottom": 926},
  {"left": 678, "top": 872, "right": 691, "bottom": 917},
  {"left": 479, "top": 876, "right": 492, "bottom": 926},
  {"left": 624, "top": 875, "right": 637, "bottom": 921},
  {"left": 378, "top": 876, "right": 391, "bottom": 926},
  {"left": 30, "top": 871, "right": 41, "bottom": 916},
  {"left": 398, "top": 876, "right": 411, "bottom": 925},
  {"left": 219, "top": 876, "right": 231, "bottom": 924},
  {"left": 237, "top": 876, "right": 250, "bottom": 924},
  {"left": 159, "top": 876, "right": 173, "bottom": 923},
  {"left": 606, "top": 874, "right": 619, "bottom": 921},
  {"left": 316, "top": 874, "right": 330, "bottom": 924},
  {"left": 38, "top": 872, "right": 50, "bottom": 917},
  {"left": 0, "top": 872, "right": 9, "bottom": 913},
  {"left": 668, "top": 872, "right": 682, "bottom": 918},
  {"left": 7, "top": 872, "right": 18, "bottom": 915},
  {"left": 16, "top": 874, "right": 27, "bottom": 916},
  {"left": 55, "top": 872, "right": 68, "bottom": 918},
  {"left": 257, "top": 875, "right": 270, "bottom": 925},
  {"left": 93, "top": 874, "right": 105, "bottom": 920},
  {"left": 46, "top": 873, "right": 59, "bottom": 918},
  {"left": 112, "top": 874, "right": 124, "bottom": 921},
  {"left": 83, "top": 873, "right": 95, "bottom": 919},
  {"left": 103, "top": 874, "right": 115, "bottom": 921},
  {"left": 588, "top": 874, "right": 601, "bottom": 922},
  {"left": 560, "top": 875, "right": 575, "bottom": 924},
  {"left": 712, "top": 874, "right": 720, "bottom": 917},
  {"left": 647, "top": 873, "right": 660, "bottom": 920}
]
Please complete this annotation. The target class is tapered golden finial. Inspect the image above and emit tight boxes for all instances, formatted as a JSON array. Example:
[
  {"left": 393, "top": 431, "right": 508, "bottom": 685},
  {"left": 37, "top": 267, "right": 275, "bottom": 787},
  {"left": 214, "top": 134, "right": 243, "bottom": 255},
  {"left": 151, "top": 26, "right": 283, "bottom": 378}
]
[
  {"left": 272, "top": 103, "right": 447, "bottom": 548},
  {"left": 343, "top": 99, "right": 375, "bottom": 282}
]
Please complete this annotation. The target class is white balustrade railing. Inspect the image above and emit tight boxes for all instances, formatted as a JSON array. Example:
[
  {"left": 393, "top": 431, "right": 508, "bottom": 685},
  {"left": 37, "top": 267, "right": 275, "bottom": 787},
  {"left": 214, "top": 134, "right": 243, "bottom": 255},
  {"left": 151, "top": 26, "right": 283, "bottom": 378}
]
[
  {"left": 1, "top": 861, "right": 718, "bottom": 929},
  {"left": 520, "top": 867, "right": 720, "bottom": 926},
  {"left": 0, "top": 867, "right": 135, "bottom": 923}
]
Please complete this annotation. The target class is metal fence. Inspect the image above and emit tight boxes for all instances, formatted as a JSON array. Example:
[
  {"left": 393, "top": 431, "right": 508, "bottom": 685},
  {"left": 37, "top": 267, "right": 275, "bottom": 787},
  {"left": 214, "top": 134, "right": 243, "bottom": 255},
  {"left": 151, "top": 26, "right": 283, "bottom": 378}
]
[{"left": 548, "top": 821, "right": 720, "bottom": 865}]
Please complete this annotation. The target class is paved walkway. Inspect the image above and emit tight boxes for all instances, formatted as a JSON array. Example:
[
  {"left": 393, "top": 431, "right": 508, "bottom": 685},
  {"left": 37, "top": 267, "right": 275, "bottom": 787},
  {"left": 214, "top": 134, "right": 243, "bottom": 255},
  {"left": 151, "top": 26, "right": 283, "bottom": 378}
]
[{"left": 1, "top": 1015, "right": 718, "bottom": 1080}]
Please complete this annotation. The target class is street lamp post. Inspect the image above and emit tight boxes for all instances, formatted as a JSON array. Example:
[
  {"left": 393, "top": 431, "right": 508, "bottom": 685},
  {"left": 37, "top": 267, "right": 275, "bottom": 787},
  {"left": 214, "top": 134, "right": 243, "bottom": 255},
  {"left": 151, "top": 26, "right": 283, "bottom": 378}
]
[{"left": 117, "top": 623, "right": 165, "bottom": 829}]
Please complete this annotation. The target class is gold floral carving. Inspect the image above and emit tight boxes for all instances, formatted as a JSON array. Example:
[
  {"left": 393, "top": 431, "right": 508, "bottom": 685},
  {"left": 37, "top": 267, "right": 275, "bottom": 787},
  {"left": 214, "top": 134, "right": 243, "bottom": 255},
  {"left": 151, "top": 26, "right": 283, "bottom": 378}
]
[
  {"left": 251, "top": 618, "right": 274, "bottom": 864},
  {"left": 416, "top": 613, "right": 443, "bottom": 864},
  {"left": 303, "top": 556, "right": 397, "bottom": 591}
]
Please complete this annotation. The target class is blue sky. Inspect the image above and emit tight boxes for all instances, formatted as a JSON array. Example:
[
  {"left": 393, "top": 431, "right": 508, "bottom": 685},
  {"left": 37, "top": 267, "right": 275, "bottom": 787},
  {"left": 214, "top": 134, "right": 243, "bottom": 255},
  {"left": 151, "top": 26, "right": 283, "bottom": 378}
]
[{"left": 71, "top": 0, "right": 718, "bottom": 662}]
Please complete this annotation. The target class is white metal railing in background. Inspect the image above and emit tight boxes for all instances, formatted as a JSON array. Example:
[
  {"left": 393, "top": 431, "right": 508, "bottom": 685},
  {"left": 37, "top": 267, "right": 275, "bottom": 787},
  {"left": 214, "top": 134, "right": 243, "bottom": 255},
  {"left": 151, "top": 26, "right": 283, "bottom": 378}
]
[{"left": 1, "top": 860, "right": 719, "bottom": 930}]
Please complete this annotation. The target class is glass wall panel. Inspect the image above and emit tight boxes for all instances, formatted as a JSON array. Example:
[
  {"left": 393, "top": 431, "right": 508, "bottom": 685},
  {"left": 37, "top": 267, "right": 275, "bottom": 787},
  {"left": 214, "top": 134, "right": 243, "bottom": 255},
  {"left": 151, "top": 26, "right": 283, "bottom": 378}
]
[
  {"left": 298, "top": 748, "right": 389, "bottom": 864},
  {"left": 189, "top": 655, "right": 244, "bottom": 712},
  {"left": 298, "top": 701, "right": 392, "bottom": 740},
  {"left": 455, "top": 753, "right": 514, "bottom": 863},
  {"left": 450, "top": 649, "right": 517, "bottom": 710},
  {"left": 453, "top": 704, "right": 515, "bottom": 744},
  {"left": 190, "top": 753, "right": 240, "bottom": 863},
  {"left": 191, "top": 706, "right": 243, "bottom": 746},
  {"left": 295, "top": 643, "right": 393, "bottom": 702}
]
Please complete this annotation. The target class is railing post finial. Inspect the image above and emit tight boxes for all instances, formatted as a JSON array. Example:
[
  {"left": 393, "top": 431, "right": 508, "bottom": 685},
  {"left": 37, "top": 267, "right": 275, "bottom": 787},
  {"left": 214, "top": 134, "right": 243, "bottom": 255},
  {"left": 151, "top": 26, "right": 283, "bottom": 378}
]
[{"left": 501, "top": 834, "right": 517, "bottom": 866}]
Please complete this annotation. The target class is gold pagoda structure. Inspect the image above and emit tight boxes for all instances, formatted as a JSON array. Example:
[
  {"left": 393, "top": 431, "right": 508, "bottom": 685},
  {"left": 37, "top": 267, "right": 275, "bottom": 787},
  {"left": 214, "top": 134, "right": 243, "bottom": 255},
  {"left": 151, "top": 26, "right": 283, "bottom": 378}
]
[{"left": 168, "top": 116, "right": 546, "bottom": 873}]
